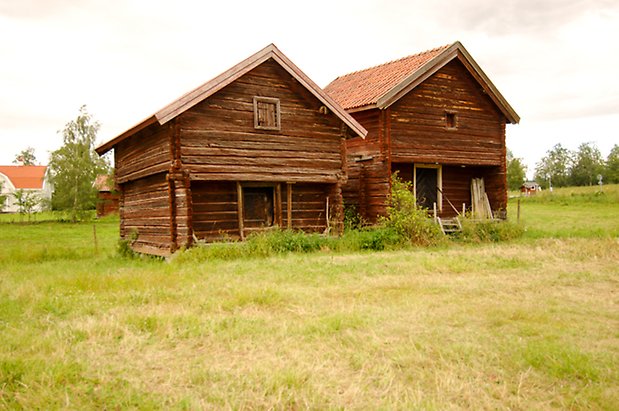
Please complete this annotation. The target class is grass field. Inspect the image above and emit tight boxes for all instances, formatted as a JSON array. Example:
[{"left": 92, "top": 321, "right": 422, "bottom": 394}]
[
  {"left": 1, "top": 185, "right": 618, "bottom": 409},
  {"left": 509, "top": 184, "right": 619, "bottom": 239}
]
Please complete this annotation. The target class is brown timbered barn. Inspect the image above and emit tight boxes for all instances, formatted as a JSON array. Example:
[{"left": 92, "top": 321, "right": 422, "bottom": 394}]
[
  {"left": 96, "top": 44, "right": 366, "bottom": 256},
  {"left": 325, "top": 41, "right": 520, "bottom": 222}
]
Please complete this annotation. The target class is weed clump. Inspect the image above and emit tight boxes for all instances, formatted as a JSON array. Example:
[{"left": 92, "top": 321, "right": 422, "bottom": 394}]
[
  {"left": 459, "top": 219, "right": 524, "bottom": 242},
  {"left": 174, "top": 230, "right": 330, "bottom": 263},
  {"left": 380, "top": 174, "right": 444, "bottom": 247},
  {"left": 246, "top": 230, "right": 326, "bottom": 256},
  {"left": 337, "top": 227, "right": 401, "bottom": 251},
  {"left": 117, "top": 230, "right": 138, "bottom": 258}
]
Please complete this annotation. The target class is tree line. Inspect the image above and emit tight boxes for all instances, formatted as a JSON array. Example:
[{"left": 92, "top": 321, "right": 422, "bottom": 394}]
[{"left": 507, "top": 142, "right": 619, "bottom": 191}]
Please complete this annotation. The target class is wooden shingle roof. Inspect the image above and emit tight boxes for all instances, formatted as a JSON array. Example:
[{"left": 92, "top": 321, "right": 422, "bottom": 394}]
[
  {"left": 325, "top": 41, "right": 519, "bottom": 124},
  {"left": 96, "top": 44, "right": 367, "bottom": 155}
]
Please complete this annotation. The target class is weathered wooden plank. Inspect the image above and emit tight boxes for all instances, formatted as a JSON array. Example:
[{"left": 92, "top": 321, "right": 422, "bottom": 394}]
[
  {"left": 236, "top": 181, "right": 244, "bottom": 240},
  {"left": 286, "top": 183, "right": 292, "bottom": 229},
  {"left": 189, "top": 172, "right": 338, "bottom": 183},
  {"left": 181, "top": 146, "right": 341, "bottom": 161}
]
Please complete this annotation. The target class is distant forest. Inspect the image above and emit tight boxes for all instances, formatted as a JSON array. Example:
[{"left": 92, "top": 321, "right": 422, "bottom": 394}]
[{"left": 507, "top": 142, "right": 619, "bottom": 191}]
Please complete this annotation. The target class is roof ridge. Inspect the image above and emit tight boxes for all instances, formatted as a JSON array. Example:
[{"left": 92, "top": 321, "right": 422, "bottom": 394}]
[{"left": 330, "top": 43, "right": 452, "bottom": 82}]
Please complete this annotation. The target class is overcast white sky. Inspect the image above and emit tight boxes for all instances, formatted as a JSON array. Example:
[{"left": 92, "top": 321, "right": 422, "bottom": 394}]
[{"left": 1, "top": 0, "right": 618, "bottom": 177}]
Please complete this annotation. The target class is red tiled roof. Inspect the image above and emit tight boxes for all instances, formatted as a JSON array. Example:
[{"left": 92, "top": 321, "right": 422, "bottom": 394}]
[
  {"left": 324, "top": 44, "right": 450, "bottom": 110},
  {"left": 94, "top": 174, "right": 113, "bottom": 191},
  {"left": 0, "top": 165, "right": 47, "bottom": 189}
]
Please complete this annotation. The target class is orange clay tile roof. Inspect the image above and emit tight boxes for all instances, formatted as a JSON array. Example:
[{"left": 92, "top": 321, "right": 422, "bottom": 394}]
[
  {"left": 324, "top": 44, "right": 450, "bottom": 110},
  {"left": 0, "top": 165, "right": 47, "bottom": 189}
]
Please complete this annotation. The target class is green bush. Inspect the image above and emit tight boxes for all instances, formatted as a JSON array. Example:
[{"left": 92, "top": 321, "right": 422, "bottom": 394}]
[
  {"left": 343, "top": 203, "right": 365, "bottom": 231},
  {"left": 117, "top": 230, "right": 139, "bottom": 258},
  {"left": 381, "top": 174, "right": 444, "bottom": 246}
]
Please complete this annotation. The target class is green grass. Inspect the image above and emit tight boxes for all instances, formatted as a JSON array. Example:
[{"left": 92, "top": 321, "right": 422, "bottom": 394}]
[
  {"left": 508, "top": 183, "right": 619, "bottom": 238},
  {"left": 1, "top": 188, "right": 618, "bottom": 409}
]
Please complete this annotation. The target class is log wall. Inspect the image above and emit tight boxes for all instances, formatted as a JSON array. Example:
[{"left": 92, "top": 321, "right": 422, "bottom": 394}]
[
  {"left": 115, "top": 124, "right": 172, "bottom": 184},
  {"left": 192, "top": 181, "right": 238, "bottom": 241},
  {"left": 120, "top": 172, "right": 171, "bottom": 255},
  {"left": 389, "top": 59, "right": 506, "bottom": 166},
  {"left": 286, "top": 183, "right": 330, "bottom": 233},
  {"left": 179, "top": 59, "right": 347, "bottom": 183},
  {"left": 344, "top": 109, "right": 390, "bottom": 223}
]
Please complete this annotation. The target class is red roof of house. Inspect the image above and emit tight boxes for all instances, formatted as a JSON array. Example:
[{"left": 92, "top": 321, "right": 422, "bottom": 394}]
[
  {"left": 324, "top": 45, "right": 449, "bottom": 110},
  {"left": 324, "top": 41, "right": 519, "bottom": 123},
  {"left": 0, "top": 165, "right": 47, "bottom": 189}
]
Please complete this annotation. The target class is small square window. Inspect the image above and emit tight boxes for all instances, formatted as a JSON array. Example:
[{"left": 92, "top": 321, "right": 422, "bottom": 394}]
[
  {"left": 445, "top": 112, "right": 457, "bottom": 130},
  {"left": 254, "top": 96, "right": 281, "bottom": 130}
]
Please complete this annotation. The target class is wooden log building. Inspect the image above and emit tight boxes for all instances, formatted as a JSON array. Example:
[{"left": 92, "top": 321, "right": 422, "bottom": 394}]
[
  {"left": 96, "top": 44, "right": 367, "bottom": 256},
  {"left": 324, "top": 41, "right": 520, "bottom": 222},
  {"left": 95, "top": 174, "right": 120, "bottom": 217}
]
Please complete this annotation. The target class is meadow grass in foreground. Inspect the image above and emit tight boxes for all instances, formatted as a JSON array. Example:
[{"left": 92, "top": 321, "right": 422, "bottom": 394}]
[
  {"left": 0, "top": 187, "right": 618, "bottom": 409},
  {"left": 1, "top": 225, "right": 618, "bottom": 407}
]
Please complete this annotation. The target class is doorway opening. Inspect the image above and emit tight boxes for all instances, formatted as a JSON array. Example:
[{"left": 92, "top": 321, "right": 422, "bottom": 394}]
[
  {"left": 243, "top": 186, "right": 275, "bottom": 228},
  {"left": 414, "top": 164, "right": 442, "bottom": 211}
]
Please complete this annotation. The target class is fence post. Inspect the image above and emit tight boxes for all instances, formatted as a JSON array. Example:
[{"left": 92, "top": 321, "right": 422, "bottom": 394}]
[{"left": 93, "top": 224, "right": 98, "bottom": 255}]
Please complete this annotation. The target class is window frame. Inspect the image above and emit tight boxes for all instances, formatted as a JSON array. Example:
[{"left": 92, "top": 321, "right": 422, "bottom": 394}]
[
  {"left": 445, "top": 111, "right": 458, "bottom": 130},
  {"left": 253, "top": 96, "right": 281, "bottom": 131}
]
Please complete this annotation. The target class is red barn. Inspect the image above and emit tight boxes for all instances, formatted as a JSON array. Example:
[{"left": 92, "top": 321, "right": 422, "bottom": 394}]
[
  {"left": 96, "top": 44, "right": 366, "bottom": 256},
  {"left": 325, "top": 41, "right": 519, "bottom": 222}
]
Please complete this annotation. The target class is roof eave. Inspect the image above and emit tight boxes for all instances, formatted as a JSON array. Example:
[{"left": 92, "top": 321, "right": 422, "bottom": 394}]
[
  {"left": 268, "top": 49, "right": 367, "bottom": 139},
  {"left": 95, "top": 115, "right": 159, "bottom": 155},
  {"left": 95, "top": 43, "right": 367, "bottom": 155},
  {"left": 346, "top": 104, "right": 379, "bottom": 113},
  {"left": 453, "top": 42, "right": 520, "bottom": 124}
]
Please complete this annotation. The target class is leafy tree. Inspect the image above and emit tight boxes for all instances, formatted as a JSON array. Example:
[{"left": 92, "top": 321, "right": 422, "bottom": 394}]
[
  {"left": 534, "top": 144, "right": 573, "bottom": 188},
  {"left": 13, "top": 189, "right": 39, "bottom": 220},
  {"left": 13, "top": 147, "right": 37, "bottom": 165},
  {"left": 0, "top": 180, "right": 7, "bottom": 211},
  {"left": 570, "top": 142, "right": 605, "bottom": 186},
  {"left": 47, "top": 106, "right": 109, "bottom": 222},
  {"left": 506, "top": 149, "right": 527, "bottom": 191},
  {"left": 605, "top": 144, "right": 619, "bottom": 184}
]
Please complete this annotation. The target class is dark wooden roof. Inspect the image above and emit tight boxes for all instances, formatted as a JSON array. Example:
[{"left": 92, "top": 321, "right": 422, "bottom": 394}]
[
  {"left": 96, "top": 44, "right": 367, "bottom": 155},
  {"left": 325, "top": 41, "right": 520, "bottom": 124}
]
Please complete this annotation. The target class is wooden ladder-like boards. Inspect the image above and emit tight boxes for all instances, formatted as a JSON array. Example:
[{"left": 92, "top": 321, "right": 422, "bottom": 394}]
[{"left": 437, "top": 217, "right": 462, "bottom": 235}]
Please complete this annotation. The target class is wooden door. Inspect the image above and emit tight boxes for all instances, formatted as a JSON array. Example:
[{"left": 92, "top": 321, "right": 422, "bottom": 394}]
[{"left": 415, "top": 167, "right": 438, "bottom": 209}]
